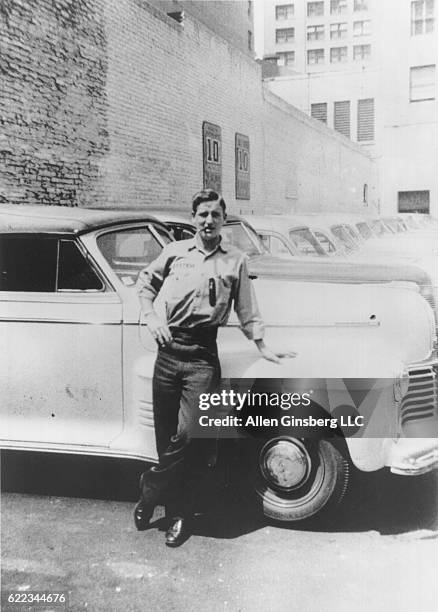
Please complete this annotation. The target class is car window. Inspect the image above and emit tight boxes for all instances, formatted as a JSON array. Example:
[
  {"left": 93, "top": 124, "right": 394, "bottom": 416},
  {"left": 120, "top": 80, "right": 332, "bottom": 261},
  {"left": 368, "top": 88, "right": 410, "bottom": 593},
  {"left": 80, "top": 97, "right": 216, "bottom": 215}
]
[
  {"left": 58, "top": 240, "right": 104, "bottom": 291},
  {"left": 330, "top": 225, "right": 358, "bottom": 252},
  {"left": 150, "top": 223, "right": 173, "bottom": 244},
  {"left": 0, "top": 235, "right": 57, "bottom": 291},
  {"left": 259, "top": 233, "right": 293, "bottom": 258},
  {"left": 0, "top": 235, "right": 102, "bottom": 292},
  {"left": 96, "top": 226, "right": 164, "bottom": 284},
  {"left": 221, "top": 223, "right": 262, "bottom": 256},
  {"left": 166, "top": 224, "right": 195, "bottom": 241},
  {"left": 313, "top": 231, "right": 337, "bottom": 254},
  {"left": 371, "top": 219, "right": 388, "bottom": 236},
  {"left": 356, "top": 222, "right": 372, "bottom": 239},
  {"left": 289, "top": 228, "right": 325, "bottom": 256}
]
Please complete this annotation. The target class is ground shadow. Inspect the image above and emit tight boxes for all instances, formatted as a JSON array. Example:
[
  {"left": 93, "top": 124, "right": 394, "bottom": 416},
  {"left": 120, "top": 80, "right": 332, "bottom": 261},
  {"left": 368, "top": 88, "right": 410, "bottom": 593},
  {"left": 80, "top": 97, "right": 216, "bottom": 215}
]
[{"left": 2, "top": 451, "right": 437, "bottom": 538}]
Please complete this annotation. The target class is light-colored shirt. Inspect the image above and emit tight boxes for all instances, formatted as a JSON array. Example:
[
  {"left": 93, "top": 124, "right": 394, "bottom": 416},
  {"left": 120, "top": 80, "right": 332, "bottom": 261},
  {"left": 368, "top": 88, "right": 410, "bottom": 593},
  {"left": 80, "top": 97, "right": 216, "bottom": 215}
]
[{"left": 136, "top": 235, "right": 265, "bottom": 340}]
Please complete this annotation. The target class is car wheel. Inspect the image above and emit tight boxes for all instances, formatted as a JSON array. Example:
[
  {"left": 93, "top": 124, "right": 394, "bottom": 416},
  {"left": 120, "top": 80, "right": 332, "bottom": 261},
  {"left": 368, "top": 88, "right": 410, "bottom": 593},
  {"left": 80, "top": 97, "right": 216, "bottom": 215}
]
[{"left": 248, "top": 437, "right": 350, "bottom": 522}]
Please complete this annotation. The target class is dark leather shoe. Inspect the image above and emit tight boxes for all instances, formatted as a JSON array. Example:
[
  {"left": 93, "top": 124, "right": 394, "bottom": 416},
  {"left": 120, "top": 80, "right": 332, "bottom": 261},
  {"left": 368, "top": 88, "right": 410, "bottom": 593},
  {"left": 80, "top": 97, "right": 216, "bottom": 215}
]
[
  {"left": 133, "top": 500, "right": 154, "bottom": 531},
  {"left": 165, "top": 517, "right": 191, "bottom": 547}
]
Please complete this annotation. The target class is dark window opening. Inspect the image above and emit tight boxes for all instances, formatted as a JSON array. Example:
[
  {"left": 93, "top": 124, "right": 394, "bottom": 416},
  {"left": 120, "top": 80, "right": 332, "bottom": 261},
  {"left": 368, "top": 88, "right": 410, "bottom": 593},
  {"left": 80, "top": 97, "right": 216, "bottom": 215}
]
[
  {"left": 398, "top": 190, "right": 430, "bottom": 213},
  {"left": 0, "top": 236, "right": 102, "bottom": 292},
  {"left": 58, "top": 241, "right": 103, "bottom": 291}
]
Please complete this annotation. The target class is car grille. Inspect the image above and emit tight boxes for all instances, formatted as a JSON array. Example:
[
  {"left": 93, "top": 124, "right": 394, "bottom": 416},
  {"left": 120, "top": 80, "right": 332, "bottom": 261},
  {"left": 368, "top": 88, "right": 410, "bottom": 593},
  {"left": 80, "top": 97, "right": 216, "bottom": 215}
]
[{"left": 401, "top": 365, "right": 438, "bottom": 426}]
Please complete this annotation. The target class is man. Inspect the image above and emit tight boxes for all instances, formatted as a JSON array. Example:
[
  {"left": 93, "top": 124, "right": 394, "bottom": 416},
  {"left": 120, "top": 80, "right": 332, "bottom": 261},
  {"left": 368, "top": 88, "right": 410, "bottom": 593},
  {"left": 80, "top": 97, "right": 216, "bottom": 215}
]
[{"left": 135, "top": 189, "right": 294, "bottom": 547}]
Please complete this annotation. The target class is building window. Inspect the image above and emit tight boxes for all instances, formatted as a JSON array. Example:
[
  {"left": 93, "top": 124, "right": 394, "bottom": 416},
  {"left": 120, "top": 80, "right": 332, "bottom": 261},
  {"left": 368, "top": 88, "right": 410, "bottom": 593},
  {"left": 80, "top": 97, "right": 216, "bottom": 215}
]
[
  {"left": 334, "top": 100, "right": 350, "bottom": 138},
  {"left": 411, "top": 0, "right": 434, "bottom": 35},
  {"left": 307, "top": 48, "right": 325, "bottom": 64},
  {"left": 398, "top": 191, "right": 430, "bottom": 213},
  {"left": 410, "top": 65, "right": 436, "bottom": 101},
  {"left": 311, "top": 102, "right": 328, "bottom": 123},
  {"left": 357, "top": 98, "right": 375, "bottom": 141},
  {"left": 248, "top": 30, "right": 253, "bottom": 50},
  {"left": 363, "top": 184, "right": 368, "bottom": 204},
  {"left": 353, "top": 20, "right": 372, "bottom": 35},
  {"left": 307, "top": 24, "right": 324, "bottom": 40},
  {"left": 330, "top": 22, "right": 348, "bottom": 38},
  {"left": 331, "top": 0, "right": 347, "bottom": 14},
  {"left": 276, "top": 3, "right": 294, "bottom": 19},
  {"left": 330, "top": 46, "right": 348, "bottom": 63},
  {"left": 278, "top": 51, "right": 295, "bottom": 65},
  {"left": 276, "top": 27, "right": 295, "bottom": 43},
  {"left": 353, "top": 44, "right": 371, "bottom": 61},
  {"left": 354, "top": 0, "right": 369, "bottom": 10},
  {"left": 307, "top": 1, "right": 324, "bottom": 17}
]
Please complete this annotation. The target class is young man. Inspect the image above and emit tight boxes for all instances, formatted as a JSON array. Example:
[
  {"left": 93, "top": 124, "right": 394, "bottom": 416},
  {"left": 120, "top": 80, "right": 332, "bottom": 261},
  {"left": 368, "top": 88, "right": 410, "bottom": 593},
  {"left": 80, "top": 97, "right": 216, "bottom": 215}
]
[{"left": 135, "top": 189, "right": 294, "bottom": 547}]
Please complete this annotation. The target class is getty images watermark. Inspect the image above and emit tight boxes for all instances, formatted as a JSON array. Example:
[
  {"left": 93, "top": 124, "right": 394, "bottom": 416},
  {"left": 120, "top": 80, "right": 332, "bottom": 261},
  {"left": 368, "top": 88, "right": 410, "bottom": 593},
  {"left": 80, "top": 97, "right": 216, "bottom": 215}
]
[{"left": 197, "top": 389, "right": 365, "bottom": 433}]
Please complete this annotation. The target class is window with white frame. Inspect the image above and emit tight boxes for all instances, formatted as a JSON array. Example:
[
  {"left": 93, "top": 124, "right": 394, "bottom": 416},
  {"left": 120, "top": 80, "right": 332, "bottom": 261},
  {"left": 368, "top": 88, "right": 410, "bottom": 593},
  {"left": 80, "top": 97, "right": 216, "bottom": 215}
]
[
  {"left": 278, "top": 51, "right": 295, "bottom": 65},
  {"left": 307, "top": 1, "right": 324, "bottom": 17},
  {"left": 410, "top": 65, "right": 436, "bottom": 101},
  {"left": 353, "top": 20, "right": 372, "bottom": 35},
  {"left": 411, "top": 0, "right": 434, "bottom": 35},
  {"left": 276, "top": 3, "right": 294, "bottom": 19},
  {"left": 354, "top": 0, "right": 369, "bottom": 10},
  {"left": 330, "top": 46, "right": 347, "bottom": 63},
  {"left": 276, "top": 27, "right": 295, "bottom": 43},
  {"left": 331, "top": 0, "right": 347, "bottom": 14},
  {"left": 353, "top": 44, "right": 371, "bottom": 60},
  {"left": 307, "top": 48, "right": 325, "bottom": 64},
  {"left": 307, "top": 24, "right": 324, "bottom": 40},
  {"left": 330, "top": 22, "right": 348, "bottom": 38}
]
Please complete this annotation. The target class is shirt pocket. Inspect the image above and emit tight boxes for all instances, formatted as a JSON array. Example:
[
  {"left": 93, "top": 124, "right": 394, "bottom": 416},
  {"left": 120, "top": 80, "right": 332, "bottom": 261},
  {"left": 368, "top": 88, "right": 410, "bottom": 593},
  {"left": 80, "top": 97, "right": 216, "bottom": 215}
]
[{"left": 211, "top": 275, "right": 233, "bottom": 307}]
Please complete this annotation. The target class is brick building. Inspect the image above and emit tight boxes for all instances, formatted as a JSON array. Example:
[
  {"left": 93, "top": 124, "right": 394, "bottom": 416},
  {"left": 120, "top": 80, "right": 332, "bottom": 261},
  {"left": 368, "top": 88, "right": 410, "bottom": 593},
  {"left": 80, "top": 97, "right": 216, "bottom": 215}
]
[{"left": 0, "top": 0, "right": 376, "bottom": 214}]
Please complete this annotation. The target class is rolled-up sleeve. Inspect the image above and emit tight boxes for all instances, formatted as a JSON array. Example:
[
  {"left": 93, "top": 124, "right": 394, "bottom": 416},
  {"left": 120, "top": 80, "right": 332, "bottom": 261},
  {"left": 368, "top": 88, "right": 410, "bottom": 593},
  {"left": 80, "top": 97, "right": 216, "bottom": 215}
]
[
  {"left": 233, "top": 256, "right": 265, "bottom": 341},
  {"left": 136, "top": 246, "right": 172, "bottom": 317}
]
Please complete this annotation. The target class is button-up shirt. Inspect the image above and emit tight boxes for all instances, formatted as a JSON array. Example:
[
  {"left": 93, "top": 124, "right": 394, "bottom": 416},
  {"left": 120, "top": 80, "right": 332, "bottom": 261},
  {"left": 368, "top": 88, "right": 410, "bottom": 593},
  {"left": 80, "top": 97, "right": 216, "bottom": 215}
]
[{"left": 136, "top": 235, "right": 265, "bottom": 340}]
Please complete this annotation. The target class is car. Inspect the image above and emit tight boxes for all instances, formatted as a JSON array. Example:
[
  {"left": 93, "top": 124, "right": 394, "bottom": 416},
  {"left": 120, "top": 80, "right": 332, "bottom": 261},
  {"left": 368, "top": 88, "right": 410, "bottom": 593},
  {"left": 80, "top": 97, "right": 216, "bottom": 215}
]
[{"left": 2, "top": 204, "right": 438, "bottom": 525}]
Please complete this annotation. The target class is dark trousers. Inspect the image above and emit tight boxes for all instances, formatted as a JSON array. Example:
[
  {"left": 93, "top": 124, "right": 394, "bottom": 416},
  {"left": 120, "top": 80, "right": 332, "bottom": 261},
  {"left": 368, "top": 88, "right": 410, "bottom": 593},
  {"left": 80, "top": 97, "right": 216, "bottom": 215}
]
[{"left": 140, "top": 332, "right": 221, "bottom": 519}]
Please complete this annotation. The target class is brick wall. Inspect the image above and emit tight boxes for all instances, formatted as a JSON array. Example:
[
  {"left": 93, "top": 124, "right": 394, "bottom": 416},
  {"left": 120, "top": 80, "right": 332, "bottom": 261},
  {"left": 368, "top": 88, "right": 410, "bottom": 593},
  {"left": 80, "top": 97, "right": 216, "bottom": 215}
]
[
  {"left": 147, "top": 0, "right": 254, "bottom": 57},
  {"left": 0, "top": 0, "right": 109, "bottom": 207},
  {"left": 0, "top": 0, "right": 376, "bottom": 213}
]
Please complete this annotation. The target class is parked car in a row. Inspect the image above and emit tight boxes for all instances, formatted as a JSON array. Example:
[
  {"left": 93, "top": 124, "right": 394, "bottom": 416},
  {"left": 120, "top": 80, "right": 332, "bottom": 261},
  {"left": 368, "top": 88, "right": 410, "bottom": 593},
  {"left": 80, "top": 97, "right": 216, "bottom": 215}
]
[{"left": 2, "top": 204, "right": 438, "bottom": 525}]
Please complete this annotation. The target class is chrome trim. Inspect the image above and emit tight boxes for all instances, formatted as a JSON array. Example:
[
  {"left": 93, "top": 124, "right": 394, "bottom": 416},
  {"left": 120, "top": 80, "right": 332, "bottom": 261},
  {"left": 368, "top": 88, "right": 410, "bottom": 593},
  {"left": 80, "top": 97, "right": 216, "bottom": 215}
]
[
  {"left": 0, "top": 318, "right": 122, "bottom": 325},
  {"left": 401, "top": 361, "right": 438, "bottom": 426}
]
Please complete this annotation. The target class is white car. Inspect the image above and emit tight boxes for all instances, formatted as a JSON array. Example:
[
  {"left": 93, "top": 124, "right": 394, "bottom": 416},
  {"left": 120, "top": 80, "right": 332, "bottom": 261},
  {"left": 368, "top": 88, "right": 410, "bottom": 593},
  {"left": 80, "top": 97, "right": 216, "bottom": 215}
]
[{"left": 2, "top": 204, "right": 438, "bottom": 524}]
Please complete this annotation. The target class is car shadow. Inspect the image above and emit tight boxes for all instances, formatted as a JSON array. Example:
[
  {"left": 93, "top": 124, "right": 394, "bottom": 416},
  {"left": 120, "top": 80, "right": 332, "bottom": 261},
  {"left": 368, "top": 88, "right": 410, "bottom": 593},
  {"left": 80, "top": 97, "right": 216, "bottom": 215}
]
[{"left": 2, "top": 451, "right": 437, "bottom": 538}]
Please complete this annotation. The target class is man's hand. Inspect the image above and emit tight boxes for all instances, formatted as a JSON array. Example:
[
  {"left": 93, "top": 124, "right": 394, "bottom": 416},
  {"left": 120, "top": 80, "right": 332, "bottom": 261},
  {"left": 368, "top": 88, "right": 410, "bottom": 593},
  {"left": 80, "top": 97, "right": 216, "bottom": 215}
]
[
  {"left": 255, "top": 339, "right": 297, "bottom": 364},
  {"left": 144, "top": 312, "right": 172, "bottom": 346}
]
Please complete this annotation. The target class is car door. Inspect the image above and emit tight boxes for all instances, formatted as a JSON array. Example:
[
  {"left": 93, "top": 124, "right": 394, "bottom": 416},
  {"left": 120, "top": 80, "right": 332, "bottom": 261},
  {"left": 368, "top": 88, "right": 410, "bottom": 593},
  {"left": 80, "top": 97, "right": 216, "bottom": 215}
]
[{"left": 0, "top": 234, "right": 124, "bottom": 451}]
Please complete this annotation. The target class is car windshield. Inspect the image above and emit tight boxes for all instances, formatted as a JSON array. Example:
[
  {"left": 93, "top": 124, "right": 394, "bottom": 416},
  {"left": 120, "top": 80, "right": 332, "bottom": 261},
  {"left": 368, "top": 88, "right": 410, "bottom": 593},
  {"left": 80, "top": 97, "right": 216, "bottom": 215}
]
[
  {"left": 221, "top": 222, "right": 264, "bottom": 256},
  {"left": 356, "top": 222, "right": 373, "bottom": 239},
  {"left": 371, "top": 219, "right": 389, "bottom": 236},
  {"left": 330, "top": 225, "right": 359, "bottom": 252},
  {"left": 96, "top": 224, "right": 169, "bottom": 285}
]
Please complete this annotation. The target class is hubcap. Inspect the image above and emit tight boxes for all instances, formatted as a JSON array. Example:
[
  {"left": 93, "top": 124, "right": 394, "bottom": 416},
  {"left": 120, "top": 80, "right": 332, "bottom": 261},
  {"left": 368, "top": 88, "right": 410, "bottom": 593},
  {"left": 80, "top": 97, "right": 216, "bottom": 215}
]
[{"left": 260, "top": 439, "right": 312, "bottom": 491}]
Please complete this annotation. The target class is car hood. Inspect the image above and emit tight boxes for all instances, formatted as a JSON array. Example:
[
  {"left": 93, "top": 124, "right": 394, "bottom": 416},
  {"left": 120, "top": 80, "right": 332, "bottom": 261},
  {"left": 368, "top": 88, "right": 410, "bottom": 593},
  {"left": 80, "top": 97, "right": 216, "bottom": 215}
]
[{"left": 248, "top": 254, "right": 430, "bottom": 286}]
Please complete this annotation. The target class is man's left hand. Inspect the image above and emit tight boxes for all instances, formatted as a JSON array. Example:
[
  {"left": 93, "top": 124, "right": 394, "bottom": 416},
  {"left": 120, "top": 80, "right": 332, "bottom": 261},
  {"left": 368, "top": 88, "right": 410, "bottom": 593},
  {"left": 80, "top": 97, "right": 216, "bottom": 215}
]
[{"left": 255, "top": 340, "right": 297, "bottom": 364}]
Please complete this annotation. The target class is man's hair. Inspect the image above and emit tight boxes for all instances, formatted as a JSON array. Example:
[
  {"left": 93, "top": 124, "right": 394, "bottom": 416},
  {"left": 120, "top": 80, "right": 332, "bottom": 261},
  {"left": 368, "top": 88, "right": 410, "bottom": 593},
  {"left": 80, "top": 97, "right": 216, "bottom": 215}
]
[{"left": 191, "top": 189, "right": 226, "bottom": 214}]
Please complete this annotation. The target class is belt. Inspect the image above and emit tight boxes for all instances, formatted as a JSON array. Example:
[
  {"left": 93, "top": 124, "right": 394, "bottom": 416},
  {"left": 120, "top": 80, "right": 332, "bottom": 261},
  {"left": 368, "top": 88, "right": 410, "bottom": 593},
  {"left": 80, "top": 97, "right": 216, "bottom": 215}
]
[{"left": 169, "top": 326, "right": 218, "bottom": 347}]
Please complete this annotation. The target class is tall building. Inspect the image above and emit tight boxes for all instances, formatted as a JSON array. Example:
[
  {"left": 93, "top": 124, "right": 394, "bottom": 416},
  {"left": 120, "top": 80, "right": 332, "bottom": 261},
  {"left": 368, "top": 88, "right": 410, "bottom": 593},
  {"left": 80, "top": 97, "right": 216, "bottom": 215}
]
[
  {"left": 262, "top": 0, "right": 438, "bottom": 215},
  {"left": 148, "top": 0, "right": 255, "bottom": 55}
]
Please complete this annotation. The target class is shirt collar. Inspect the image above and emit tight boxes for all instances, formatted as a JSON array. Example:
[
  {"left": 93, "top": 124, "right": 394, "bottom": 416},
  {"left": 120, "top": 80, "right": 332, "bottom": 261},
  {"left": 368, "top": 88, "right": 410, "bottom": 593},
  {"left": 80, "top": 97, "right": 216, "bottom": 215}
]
[{"left": 188, "top": 233, "right": 228, "bottom": 255}]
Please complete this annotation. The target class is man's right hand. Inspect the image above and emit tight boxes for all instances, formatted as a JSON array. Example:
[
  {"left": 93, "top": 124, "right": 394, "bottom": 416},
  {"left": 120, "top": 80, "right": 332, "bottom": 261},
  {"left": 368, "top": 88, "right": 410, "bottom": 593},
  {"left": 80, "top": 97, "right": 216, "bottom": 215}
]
[{"left": 144, "top": 313, "right": 172, "bottom": 346}]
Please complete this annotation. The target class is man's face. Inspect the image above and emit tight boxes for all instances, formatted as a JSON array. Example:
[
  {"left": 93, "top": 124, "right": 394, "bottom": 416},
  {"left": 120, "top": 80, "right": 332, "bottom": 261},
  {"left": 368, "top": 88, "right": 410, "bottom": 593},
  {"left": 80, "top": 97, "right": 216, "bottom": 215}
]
[{"left": 192, "top": 200, "right": 226, "bottom": 242}]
